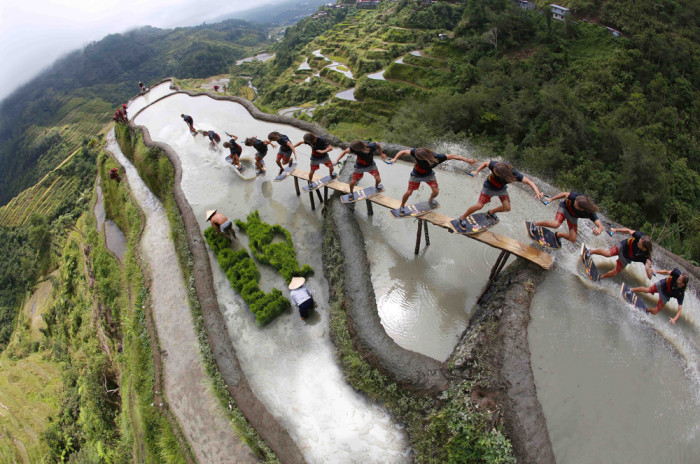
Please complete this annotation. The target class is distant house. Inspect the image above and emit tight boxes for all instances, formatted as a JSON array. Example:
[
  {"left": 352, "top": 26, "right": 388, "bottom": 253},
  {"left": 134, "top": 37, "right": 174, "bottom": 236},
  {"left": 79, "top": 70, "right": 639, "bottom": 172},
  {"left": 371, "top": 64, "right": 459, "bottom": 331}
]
[
  {"left": 438, "top": 33, "right": 453, "bottom": 41},
  {"left": 515, "top": 0, "right": 536, "bottom": 10},
  {"left": 550, "top": 4, "right": 570, "bottom": 21},
  {"left": 356, "top": 0, "right": 381, "bottom": 8},
  {"left": 605, "top": 26, "right": 621, "bottom": 37}
]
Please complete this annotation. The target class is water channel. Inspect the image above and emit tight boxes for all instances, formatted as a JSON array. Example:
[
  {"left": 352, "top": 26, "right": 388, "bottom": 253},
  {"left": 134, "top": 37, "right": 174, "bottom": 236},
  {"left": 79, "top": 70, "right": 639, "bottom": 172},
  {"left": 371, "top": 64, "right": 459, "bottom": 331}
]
[
  {"left": 130, "top": 88, "right": 700, "bottom": 461},
  {"left": 132, "top": 92, "right": 409, "bottom": 463},
  {"left": 93, "top": 178, "right": 127, "bottom": 261}
]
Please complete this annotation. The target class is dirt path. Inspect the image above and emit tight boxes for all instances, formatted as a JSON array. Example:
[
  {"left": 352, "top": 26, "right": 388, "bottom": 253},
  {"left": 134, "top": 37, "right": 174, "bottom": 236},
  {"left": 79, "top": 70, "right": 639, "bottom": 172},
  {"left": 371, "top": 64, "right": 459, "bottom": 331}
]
[{"left": 105, "top": 130, "right": 258, "bottom": 464}]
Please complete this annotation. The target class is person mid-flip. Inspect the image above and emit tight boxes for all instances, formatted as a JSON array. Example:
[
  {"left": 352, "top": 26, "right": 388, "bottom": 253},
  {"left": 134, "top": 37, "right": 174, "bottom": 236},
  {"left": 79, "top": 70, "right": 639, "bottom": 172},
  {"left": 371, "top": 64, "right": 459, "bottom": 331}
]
[
  {"left": 534, "top": 191, "right": 603, "bottom": 245},
  {"left": 629, "top": 268, "right": 689, "bottom": 324},
  {"left": 588, "top": 228, "right": 653, "bottom": 280}
]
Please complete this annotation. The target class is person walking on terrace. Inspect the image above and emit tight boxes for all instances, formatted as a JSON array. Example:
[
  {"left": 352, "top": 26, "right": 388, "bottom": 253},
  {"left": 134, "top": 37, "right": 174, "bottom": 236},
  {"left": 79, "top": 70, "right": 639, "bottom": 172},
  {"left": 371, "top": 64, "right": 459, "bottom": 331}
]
[{"left": 390, "top": 147, "right": 476, "bottom": 216}]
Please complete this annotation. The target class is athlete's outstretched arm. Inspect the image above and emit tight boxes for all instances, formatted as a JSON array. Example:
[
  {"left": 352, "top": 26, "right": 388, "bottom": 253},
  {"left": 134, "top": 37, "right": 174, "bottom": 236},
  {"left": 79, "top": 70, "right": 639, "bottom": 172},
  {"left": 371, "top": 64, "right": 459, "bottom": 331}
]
[
  {"left": 445, "top": 154, "right": 477, "bottom": 164},
  {"left": 671, "top": 305, "right": 683, "bottom": 324},
  {"left": 391, "top": 149, "right": 411, "bottom": 164},
  {"left": 470, "top": 161, "right": 489, "bottom": 176},
  {"left": 335, "top": 147, "right": 351, "bottom": 164},
  {"left": 549, "top": 191, "right": 569, "bottom": 201},
  {"left": 522, "top": 176, "right": 543, "bottom": 199},
  {"left": 612, "top": 227, "right": 634, "bottom": 235}
]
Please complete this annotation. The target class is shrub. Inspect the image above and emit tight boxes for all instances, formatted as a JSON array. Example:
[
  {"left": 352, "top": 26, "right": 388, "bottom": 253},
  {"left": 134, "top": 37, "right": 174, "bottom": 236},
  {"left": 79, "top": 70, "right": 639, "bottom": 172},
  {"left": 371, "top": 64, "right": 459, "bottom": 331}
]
[
  {"left": 204, "top": 227, "right": 288, "bottom": 325},
  {"left": 235, "top": 211, "right": 313, "bottom": 283}
]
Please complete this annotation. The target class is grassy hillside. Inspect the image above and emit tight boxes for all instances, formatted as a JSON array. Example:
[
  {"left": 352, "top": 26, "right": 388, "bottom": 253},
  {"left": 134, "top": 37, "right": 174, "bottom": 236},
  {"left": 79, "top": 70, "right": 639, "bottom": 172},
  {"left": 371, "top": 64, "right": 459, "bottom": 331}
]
[
  {"left": 252, "top": 0, "right": 700, "bottom": 262},
  {"left": 0, "top": 20, "right": 272, "bottom": 206}
]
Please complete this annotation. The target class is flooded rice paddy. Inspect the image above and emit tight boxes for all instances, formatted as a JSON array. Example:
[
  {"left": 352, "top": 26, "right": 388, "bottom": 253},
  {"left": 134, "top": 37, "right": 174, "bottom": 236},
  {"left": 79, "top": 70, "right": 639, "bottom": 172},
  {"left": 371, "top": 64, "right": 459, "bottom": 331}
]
[{"left": 129, "top": 87, "right": 700, "bottom": 462}]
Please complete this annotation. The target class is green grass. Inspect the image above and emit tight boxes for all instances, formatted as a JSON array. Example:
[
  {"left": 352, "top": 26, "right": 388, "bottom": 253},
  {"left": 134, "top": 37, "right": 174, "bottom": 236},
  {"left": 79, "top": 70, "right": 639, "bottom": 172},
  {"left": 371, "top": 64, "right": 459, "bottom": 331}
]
[{"left": 0, "top": 352, "right": 62, "bottom": 463}]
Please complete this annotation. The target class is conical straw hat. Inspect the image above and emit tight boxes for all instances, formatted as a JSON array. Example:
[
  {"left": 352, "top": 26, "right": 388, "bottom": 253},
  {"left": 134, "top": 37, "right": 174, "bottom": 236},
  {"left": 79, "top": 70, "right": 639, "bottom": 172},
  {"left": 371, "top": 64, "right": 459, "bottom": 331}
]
[
  {"left": 288, "top": 277, "right": 306, "bottom": 290},
  {"left": 206, "top": 210, "right": 217, "bottom": 221}
]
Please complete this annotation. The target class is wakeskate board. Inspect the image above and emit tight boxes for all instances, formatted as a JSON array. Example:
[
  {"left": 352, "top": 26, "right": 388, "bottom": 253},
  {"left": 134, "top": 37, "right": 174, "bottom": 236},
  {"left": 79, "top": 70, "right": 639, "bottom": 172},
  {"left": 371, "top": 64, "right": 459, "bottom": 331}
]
[
  {"left": 448, "top": 213, "right": 499, "bottom": 235},
  {"left": 526, "top": 221, "right": 561, "bottom": 249},
  {"left": 274, "top": 163, "right": 297, "bottom": 182},
  {"left": 621, "top": 283, "right": 649, "bottom": 313},
  {"left": 340, "top": 186, "right": 383, "bottom": 203},
  {"left": 302, "top": 174, "right": 337, "bottom": 192},
  {"left": 389, "top": 201, "right": 439, "bottom": 219},
  {"left": 226, "top": 157, "right": 256, "bottom": 180},
  {"left": 580, "top": 244, "right": 601, "bottom": 283}
]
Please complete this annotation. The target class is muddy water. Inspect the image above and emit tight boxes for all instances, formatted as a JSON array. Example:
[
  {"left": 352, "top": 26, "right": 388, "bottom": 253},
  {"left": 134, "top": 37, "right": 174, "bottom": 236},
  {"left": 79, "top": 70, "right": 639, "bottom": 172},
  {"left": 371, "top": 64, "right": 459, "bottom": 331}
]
[
  {"left": 127, "top": 81, "right": 175, "bottom": 117},
  {"left": 132, "top": 93, "right": 409, "bottom": 463},
  {"left": 94, "top": 179, "right": 127, "bottom": 261},
  {"left": 105, "top": 129, "right": 257, "bottom": 464},
  {"left": 350, "top": 146, "right": 548, "bottom": 360},
  {"left": 529, "top": 236, "right": 700, "bottom": 462}
]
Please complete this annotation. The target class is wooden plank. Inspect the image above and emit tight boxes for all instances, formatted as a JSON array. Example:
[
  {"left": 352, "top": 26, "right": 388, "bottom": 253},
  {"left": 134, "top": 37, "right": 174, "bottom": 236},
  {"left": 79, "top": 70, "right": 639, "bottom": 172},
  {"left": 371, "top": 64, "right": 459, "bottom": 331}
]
[{"left": 290, "top": 169, "right": 553, "bottom": 269}]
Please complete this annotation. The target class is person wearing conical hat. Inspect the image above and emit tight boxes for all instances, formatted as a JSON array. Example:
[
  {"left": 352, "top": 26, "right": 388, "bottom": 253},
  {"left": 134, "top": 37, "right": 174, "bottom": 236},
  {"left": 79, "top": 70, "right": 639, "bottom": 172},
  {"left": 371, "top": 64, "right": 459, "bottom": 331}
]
[
  {"left": 289, "top": 277, "right": 314, "bottom": 320},
  {"left": 206, "top": 210, "right": 236, "bottom": 240}
]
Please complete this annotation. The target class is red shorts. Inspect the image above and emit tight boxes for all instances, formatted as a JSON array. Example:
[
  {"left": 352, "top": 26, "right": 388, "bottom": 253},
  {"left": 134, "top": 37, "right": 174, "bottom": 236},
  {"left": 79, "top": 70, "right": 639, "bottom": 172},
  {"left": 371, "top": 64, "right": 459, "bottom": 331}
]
[
  {"left": 478, "top": 193, "right": 509, "bottom": 205},
  {"left": 352, "top": 169, "right": 379, "bottom": 181},
  {"left": 407, "top": 180, "right": 438, "bottom": 192},
  {"left": 555, "top": 211, "right": 578, "bottom": 233},
  {"left": 310, "top": 160, "right": 333, "bottom": 172},
  {"left": 607, "top": 245, "right": 625, "bottom": 273},
  {"left": 648, "top": 283, "right": 658, "bottom": 294},
  {"left": 277, "top": 153, "right": 292, "bottom": 163}
]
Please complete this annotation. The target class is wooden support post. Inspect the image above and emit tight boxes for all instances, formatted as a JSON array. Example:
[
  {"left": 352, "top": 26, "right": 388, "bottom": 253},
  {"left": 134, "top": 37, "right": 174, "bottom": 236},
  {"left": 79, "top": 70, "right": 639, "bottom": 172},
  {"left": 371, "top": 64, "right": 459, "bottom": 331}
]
[
  {"left": 424, "top": 220, "right": 430, "bottom": 247},
  {"left": 294, "top": 177, "right": 300, "bottom": 196},
  {"left": 324, "top": 186, "right": 329, "bottom": 203},
  {"left": 477, "top": 251, "right": 511, "bottom": 304},
  {"left": 316, "top": 189, "right": 324, "bottom": 204},
  {"left": 415, "top": 219, "right": 423, "bottom": 255},
  {"left": 309, "top": 191, "right": 316, "bottom": 210},
  {"left": 366, "top": 199, "right": 374, "bottom": 216}
]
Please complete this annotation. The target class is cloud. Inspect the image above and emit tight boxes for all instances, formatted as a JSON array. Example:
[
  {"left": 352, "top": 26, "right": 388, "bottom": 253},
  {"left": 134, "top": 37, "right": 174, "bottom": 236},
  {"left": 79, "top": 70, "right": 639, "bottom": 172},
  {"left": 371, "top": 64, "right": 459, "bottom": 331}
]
[{"left": 0, "top": 0, "right": 274, "bottom": 101}]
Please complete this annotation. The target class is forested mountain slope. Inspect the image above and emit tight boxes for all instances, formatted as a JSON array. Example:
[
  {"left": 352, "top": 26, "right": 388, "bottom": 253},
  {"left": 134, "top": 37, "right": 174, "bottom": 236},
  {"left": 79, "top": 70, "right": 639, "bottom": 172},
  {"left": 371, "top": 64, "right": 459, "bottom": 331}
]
[
  {"left": 246, "top": 0, "right": 700, "bottom": 261},
  {"left": 0, "top": 20, "right": 271, "bottom": 206}
]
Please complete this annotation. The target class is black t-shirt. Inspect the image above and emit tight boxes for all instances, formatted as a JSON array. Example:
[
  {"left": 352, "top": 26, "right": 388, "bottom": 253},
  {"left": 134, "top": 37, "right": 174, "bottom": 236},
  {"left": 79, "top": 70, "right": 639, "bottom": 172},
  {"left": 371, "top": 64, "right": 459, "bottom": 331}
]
[
  {"left": 253, "top": 138, "right": 268, "bottom": 154},
  {"left": 352, "top": 141, "right": 379, "bottom": 167},
  {"left": 620, "top": 231, "right": 650, "bottom": 263},
  {"left": 564, "top": 192, "right": 599, "bottom": 221},
  {"left": 661, "top": 268, "right": 686, "bottom": 305},
  {"left": 208, "top": 131, "right": 220, "bottom": 142},
  {"left": 183, "top": 115, "right": 193, "bottom": 124},
  {"left": 278, "top": 134, "right": 292, "bottom": 153},
  {"left": 307, "top": 137, "right": 330, "bottom": 157},
  {"left": 227, "top": 139, "right": 242, "bottom": 156},
  {"left": 410, "top": 149, "right": 447, "bottom": 177},
  {"left": 483, "top": 161, "right": 524, "bottom": 190}
]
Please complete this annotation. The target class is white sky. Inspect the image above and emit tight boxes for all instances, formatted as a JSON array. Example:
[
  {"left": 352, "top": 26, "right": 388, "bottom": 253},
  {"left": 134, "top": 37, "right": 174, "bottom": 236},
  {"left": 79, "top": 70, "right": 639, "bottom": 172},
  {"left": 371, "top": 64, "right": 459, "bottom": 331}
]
[{"left": 0, "top": 0, "right": 275, "bottom": 101}]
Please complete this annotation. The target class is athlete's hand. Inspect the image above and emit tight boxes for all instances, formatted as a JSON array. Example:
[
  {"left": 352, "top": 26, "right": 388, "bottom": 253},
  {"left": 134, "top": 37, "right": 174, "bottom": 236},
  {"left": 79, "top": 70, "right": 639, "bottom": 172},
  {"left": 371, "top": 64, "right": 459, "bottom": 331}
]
[
  {"left": 670, "top": 317, "right": 677, "bottom": 324},
  {"left": 535, "top": 192, "right": 544, "bottom": 200},
  {"left": 468, "top": 172, "right": 476, "bottom": 177}
]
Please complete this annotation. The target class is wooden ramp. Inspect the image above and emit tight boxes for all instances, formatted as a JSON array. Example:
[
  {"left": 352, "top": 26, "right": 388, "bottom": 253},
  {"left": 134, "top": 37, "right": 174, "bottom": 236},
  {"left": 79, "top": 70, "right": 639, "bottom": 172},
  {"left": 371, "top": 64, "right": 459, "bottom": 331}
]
[{"left": 289, "top": 169, "right": 553, "bottom": 270}]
